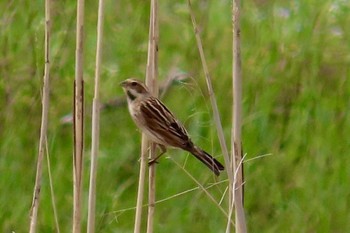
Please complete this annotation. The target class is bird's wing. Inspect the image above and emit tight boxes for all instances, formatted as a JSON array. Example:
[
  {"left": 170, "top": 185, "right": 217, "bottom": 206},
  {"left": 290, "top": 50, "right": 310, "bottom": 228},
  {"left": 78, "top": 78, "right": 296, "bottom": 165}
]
[{"left": 140, "top": 97, "right": 190, "bottom": 147}]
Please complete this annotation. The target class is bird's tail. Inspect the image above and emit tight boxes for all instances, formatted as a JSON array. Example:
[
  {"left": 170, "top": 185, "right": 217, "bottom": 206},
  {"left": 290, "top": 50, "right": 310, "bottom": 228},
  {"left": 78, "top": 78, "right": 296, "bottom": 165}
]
[{"left": 189, "top": 146, "right": 225, "bottom": 176}]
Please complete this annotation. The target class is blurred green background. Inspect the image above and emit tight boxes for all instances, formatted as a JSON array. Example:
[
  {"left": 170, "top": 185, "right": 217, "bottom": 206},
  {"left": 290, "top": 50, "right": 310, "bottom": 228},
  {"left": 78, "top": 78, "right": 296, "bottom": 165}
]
[{"left": 1, "top": 0, "right": 349, "bottom": 232}]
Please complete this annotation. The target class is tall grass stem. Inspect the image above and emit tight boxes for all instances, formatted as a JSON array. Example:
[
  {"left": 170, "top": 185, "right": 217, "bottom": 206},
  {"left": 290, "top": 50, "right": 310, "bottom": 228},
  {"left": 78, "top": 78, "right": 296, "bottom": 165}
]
[
  {"left": 73, "top": 0, "right": 85, "bottom": 231},
  {"left": 145, "top": 0, "right": 159, "bottom": 232},
  {"left": 228, "top": 0, "right": 247, "bottom": 232},
  {"left": 29, "top": 0, "right": 51, "bottom": 231},
  {"left": 88, "top": 101, "right": 99, "bottom": 231},
  {"left": 134, "top": 137, "right": 149, "bottom": 233},
  {"left": 46, "top": 140, "right": 61, "bottom": 233},
  {"left": 187, "top": 0, "right": 232, "bottom": 181},
  {"left": 87, "top": 0, "right": 105, "bottom": 232}
]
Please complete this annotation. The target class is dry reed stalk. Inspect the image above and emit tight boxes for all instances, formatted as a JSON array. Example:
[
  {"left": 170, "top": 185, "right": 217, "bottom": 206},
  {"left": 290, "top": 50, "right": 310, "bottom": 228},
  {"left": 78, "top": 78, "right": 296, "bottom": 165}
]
[
  {"left": 29, "top": 0, "right": 51, "bottom": 231},
  {"left": 145, "top": 0, "right": 159, "bottom": 232},
  {"left": 146, "top": 143, "right": 156, "bottom": 233},
  {"left": 187, "top": 0, "right": 235, "bottom": 229},
  {"left": 73, "top": 0, "right": 85, "bottom": 232},
  {"left": 187, "top": 0, "right": 231, "bottom": 179},
  {"left": 134, "top": 0, "right": 159, "bottom": 231},
  {"left": 46, "top": 140, "right": 61, "bottom": 232},
  {"left": 228, "top": 0, "right": 247, "bottom": 232},
  {"left": 134, "top": 0, "right": 159, "bottom": 232},
  {"left": 134, "top": 136, "right": 148, "bottom": 233},
  {"left": 87, "top": 0, "right": 104, "bottom": 232}
]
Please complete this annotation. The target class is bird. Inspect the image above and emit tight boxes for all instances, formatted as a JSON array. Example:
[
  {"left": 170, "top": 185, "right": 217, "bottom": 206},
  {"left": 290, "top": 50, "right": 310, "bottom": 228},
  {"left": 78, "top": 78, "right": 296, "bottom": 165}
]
[{"left": 120, "top": 78, "right": 224, "bottom": 176}]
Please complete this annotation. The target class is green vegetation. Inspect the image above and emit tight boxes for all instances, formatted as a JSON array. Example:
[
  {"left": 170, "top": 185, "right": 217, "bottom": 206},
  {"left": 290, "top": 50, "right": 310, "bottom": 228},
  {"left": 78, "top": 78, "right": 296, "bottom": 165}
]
[{"left": 1, "top": 0, "right": 349, "bottom": 232}]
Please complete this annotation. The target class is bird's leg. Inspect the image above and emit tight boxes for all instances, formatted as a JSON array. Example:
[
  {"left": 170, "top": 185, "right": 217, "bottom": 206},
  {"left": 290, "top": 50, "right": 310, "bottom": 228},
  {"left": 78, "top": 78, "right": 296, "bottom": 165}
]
[{"left": 148, "top": 144, "right": 167, "bottom": 165}]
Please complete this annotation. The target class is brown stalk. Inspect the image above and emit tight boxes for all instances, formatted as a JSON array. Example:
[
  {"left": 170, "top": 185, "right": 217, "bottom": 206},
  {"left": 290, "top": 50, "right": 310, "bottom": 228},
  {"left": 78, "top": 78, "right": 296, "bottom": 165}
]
[
  {"left": 87, "top": 0, "right": 104, "bottom": 232},
  {"left": 187, "top": 0, "right": 232, "bottom": 180},
  {"left": 187, "top": 1, "right": 234, "bottom": 229},
  {"left": 45, "top": 139, "right": 61, "bottom": 232},
  {"left": 73, "top": 0, "right": 85, "bottom": 232},
  {"left": 146, "top": 1, "right": 159, "bottom": 233},
  {"left": 134, "top": 0, "right": 159, "bottom": 232},
  {"left": 188, "top": 0, "right": 242, "bottom": 233},
  {"left": 227, "top": 0, "right": 247, "bottom": 232},
  {"left": 134, "top": 136, "right": 149, "bottom": 233},
  {"left": 29, "top": 0, "right": 51, "bottom": 231}
]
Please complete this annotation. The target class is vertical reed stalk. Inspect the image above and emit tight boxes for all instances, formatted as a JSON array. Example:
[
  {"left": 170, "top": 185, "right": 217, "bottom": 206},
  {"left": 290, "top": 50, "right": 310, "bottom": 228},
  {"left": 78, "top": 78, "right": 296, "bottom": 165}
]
[
  {"left": 133, "top": 137, "right": 149, "bottom": 233},
  {"left": 229, "top": 0, "right": 247, "bottom": 232},
  {"left": 133, "top": 0, "right": 159, "bottom": 232},
  {"left": 46, "top": 141, "right": 61, "bottom": 233},
  {"left": 87, "top": 0, "right": 104, "bottom": 232},
  {"left": 29, "top": 0, "right": 51, "bottom": 231},
  {"left": 73, "top": 0, "right": 85, "bottom": 232},
  {"left": 146, "top": 0, "right": 159, "bottom": 232}
]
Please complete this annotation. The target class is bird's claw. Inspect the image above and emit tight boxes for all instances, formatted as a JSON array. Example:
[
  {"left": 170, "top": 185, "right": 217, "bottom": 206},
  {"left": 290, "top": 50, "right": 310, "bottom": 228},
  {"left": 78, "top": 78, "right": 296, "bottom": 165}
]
[{"left": 148, "top": 159, "right": 159, "bottom": 166}]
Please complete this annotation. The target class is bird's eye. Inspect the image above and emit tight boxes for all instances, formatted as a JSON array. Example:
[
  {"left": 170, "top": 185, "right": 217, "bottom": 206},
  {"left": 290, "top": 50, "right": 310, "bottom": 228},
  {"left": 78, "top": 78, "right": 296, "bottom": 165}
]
[{"left": 131, "top": 81, "right": 137, "bottom": 86}]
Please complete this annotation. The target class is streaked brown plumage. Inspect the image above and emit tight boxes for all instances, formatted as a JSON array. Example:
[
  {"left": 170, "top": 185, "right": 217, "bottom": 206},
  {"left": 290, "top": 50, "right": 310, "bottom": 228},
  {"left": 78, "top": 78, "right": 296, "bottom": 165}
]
[{"left": 120, "top": 78, "right": 224, "bottom": 176}]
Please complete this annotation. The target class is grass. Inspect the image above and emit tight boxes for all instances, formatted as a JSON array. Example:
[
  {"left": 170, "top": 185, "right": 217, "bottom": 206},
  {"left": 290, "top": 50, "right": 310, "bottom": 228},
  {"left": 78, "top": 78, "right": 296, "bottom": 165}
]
[{"left": 1, "top": 0, "right": 350, "bottom": 232}]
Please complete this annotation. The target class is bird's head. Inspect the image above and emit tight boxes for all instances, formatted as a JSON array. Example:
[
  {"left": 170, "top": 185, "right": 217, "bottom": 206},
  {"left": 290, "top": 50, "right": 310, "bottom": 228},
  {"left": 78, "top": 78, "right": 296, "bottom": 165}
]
[{"left": 120, "top": 78, "right": 150, "bottom": 101}]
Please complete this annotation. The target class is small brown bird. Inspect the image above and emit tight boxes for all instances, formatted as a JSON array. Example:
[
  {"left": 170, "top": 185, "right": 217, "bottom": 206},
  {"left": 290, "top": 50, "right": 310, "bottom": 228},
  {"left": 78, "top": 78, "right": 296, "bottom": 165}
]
[{"left": 120, "top": 78, "right": 224, "bottom": 176}]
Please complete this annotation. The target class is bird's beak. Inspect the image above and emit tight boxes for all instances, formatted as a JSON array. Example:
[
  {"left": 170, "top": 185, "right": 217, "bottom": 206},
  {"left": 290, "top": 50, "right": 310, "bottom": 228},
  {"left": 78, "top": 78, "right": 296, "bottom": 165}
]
[{"left": 120, "top": 80, "right": 127, "bottom": 87}]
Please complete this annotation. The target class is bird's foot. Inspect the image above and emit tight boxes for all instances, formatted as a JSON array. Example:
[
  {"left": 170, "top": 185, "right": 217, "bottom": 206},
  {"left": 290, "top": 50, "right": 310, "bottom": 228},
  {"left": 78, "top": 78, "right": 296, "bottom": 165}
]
[{"left": 148, "top": 158, "right": 159, "bottom": 166}]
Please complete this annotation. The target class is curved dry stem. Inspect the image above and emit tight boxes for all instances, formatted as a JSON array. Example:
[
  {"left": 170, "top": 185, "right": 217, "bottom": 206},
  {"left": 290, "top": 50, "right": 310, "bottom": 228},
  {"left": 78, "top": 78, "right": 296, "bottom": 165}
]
[
  {"left": 186, "top": 0, "right": 232, "bottom": 185},
  {"left": 187, "top": 1, "right": 235, "bottom": 230}
]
